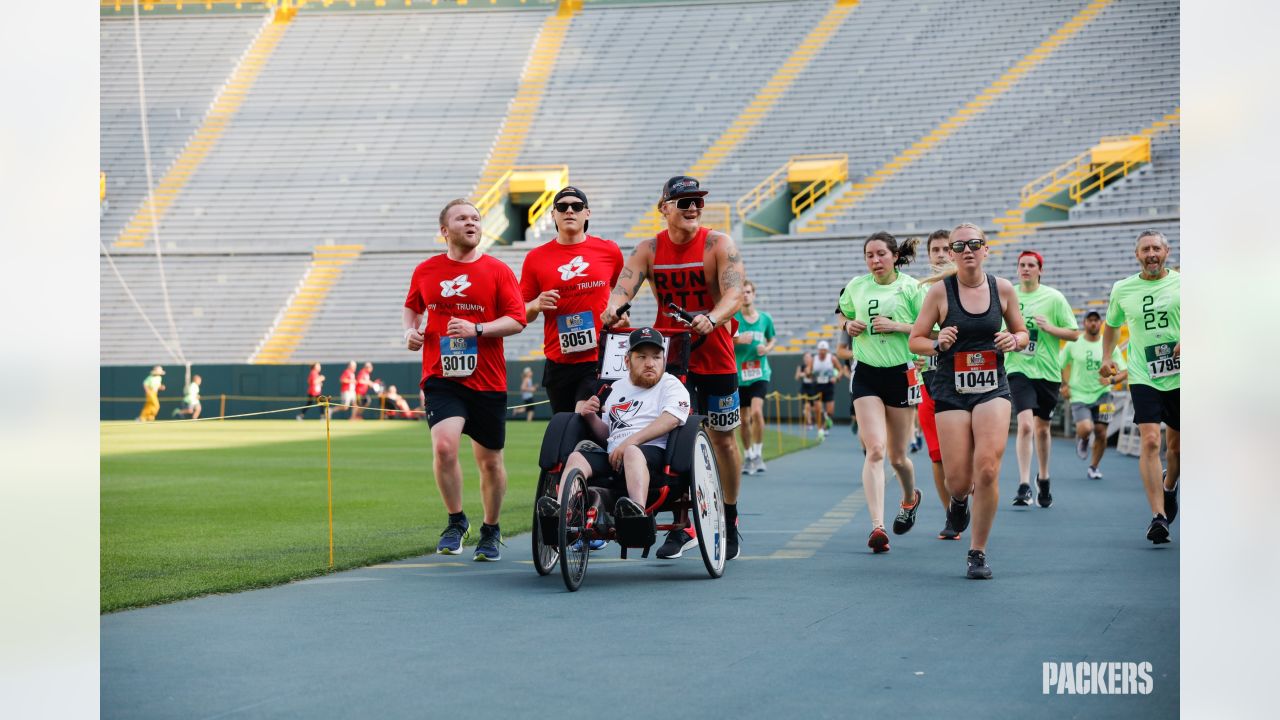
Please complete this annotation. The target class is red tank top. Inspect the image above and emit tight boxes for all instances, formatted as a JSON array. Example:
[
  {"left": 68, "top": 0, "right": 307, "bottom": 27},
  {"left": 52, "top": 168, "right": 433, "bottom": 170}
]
[{"left": 651, "top": 227, "right": 737, "bottom": 375}]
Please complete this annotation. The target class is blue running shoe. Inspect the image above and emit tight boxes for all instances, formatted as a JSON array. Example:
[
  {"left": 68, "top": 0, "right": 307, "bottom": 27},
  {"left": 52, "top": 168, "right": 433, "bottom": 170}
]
[
  {"left": 473, "top": 524, "right": 503, "bottom": 561},
  {"left": 436, "top": 518, "right": 469, "bottom": 555}
]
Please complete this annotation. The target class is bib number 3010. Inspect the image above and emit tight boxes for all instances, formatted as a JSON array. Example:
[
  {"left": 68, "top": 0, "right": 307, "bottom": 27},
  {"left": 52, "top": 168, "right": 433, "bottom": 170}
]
[
  {"left": 440, "top": 336, "right": 478, "bottom": 378},
  {"left": 955, "top": 350, "right": 998, "bottom": 394}
]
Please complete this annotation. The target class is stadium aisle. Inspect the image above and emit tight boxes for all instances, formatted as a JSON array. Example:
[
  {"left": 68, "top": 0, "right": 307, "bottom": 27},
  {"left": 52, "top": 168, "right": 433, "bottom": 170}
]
[{"left": 101, "top": 431, "right": 1177, "bottom": 719}]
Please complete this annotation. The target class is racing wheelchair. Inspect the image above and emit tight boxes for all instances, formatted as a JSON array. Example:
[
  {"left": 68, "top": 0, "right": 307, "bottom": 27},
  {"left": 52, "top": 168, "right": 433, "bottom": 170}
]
[{"left": 530, "top": 313, "right": 728, "bottom": 591}]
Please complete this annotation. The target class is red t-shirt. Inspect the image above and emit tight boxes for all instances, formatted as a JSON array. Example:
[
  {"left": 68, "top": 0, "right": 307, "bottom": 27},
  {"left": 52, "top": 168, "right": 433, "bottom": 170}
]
[
  {"left": 307, "top": 369, "right": 323, "bottom": 396},
  {"left": 651, "top": 227, "right": 737, "bottom": 375},
  {"left": 355, "top": 368, "right": 371, "bottom": 395},
  {"left": 339, "top": 368, "right": 355, "bottom": 393},
  {"left": 519, "top": 234, "right": 624, "bottom": 364},
  {"left": 404, "top": 253, "right": 526, "bottom": 392}
]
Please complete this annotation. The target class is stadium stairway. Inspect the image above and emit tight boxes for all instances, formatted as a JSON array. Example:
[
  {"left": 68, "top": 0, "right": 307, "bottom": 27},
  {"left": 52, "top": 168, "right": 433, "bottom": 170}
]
[
  {"left": 113, "top": 11, "right": 292, "bottom": 249},
  {"left": 472, "top": 1, "right": 578, "bottom": 220},
  {"left": 797, "top": 0, "right": 1114, "bottom": 234},
  {"left": 624, "top": 0, "right": 860, "bottom": 241},
  {"left": 250, "top": 244, "right": 363, "bottom": 364}
]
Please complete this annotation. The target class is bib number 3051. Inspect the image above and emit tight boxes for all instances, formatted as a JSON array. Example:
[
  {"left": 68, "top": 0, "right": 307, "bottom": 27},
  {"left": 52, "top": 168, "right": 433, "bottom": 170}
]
[
  {"left": 440, "top": 336, "right": 478, "bottom": 378},
  {"left": 556, "top": 311, "right": 598, "bottom": 353},
  {"left": 1144, "top": 341, "right": 1179, "bottom": 379},
  {"left": 955, "top": 350, "right": 998, "bottom": 395}
]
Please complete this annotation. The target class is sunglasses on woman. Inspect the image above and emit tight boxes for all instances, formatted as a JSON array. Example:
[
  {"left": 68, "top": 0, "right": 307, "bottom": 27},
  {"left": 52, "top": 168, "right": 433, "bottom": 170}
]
[
  {"left": 949, "top": 239, "right": 985, "bottom": 253},
  {"left": 554, "top": 201, "right": 586, "bottom": 213},
  {"left": 664, "top": 197, "right": 705, "bottom": 210}
]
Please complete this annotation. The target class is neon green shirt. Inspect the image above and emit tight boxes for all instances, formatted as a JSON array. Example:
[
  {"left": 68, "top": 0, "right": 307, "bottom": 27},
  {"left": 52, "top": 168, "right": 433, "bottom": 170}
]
[
  {"left": 838, "top": 271, "right": 923, "bottom": 368},
  {"left": 1058, "top": 337, "right": 1124, "bottom": 405},
  {"left": 733, "top": 310, "right": 775, "bottom": 386},
  {"left": 1106, "top": 269, "right": 1180, "bottom": 391},
  {"left": 143, "top": 375, "right": 163, "bottom": 395},
  {"left": 1005, "top": 283, "right": 1077, "bottom": 381}
]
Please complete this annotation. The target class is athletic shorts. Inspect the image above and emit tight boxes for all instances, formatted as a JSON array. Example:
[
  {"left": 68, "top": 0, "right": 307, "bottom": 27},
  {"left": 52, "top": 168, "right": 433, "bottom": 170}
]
[
  {"left": 577, "top": 444, "right": 673, "bottom": 494},
  {"left": 739, "top": 380, "right": 770, "bottom": 404},
  {"left": 687, "top": 372, "right": 740, "bottom": 432},
  {"left": 340, "top": 390, "right": 357, "bottom": 407},
  {"left": 850, "top": 362, "right": 912, "bottom": 409},
  {"left": 814, "top": 382, "right": 835, "bottom": 404},
  {"left": 1008, "top": 372, "right": 1060, "bottom": 420},
  {"left": 542, "top": 359, "right": 601, "bottom": 415},
  {"left": 917, "top": 377, "right": 941, "bottom": 463},
  {"left": 1070, "top": 394, "right": 1114, "bottom": 425},
  {"left": 1129, "top": 384, "right": 1179, "bottom": 431},
  {"left": 800, "top": 381, "right": 816, "bottom": 400},
  {"left": 422, "top": 376, "right": 508, "bottom": 450}
]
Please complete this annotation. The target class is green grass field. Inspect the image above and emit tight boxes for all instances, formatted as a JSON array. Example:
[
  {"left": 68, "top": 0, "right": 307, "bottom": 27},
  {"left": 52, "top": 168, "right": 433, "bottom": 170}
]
[{"left": 101, "top": 418, "right": 810, "bottom": 612}]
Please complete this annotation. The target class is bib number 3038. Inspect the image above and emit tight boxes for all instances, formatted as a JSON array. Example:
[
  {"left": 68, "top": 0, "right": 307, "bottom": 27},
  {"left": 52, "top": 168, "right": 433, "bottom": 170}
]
[
  {"left": 556, "top": 311, "right": 598, "bottom": 353},
  {"left": 708, "top": 392, "right": 741, "bottom": 431},
  {"left": 1144, "top": 341, "right": 1179, "bottom": 379},
  {"left": 439, "top": 336, "right": 478, "bottom": 378},
  {"left": 955, "top": 350, "right": 998, "bottom": 395}
]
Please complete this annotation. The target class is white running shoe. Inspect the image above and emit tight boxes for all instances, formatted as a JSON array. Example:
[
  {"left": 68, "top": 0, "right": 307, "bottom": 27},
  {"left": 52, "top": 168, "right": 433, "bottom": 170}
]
[
  {"left": 756, "top": 455, "right": 767, "bottom": 474},
  {"left": 1087, "top": 466, "right": 1103, "bottom": 480}
]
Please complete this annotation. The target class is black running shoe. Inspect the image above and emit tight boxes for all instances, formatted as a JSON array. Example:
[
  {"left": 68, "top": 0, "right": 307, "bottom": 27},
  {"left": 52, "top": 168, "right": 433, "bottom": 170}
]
[
  {"left": 614, "top": 496, "right": 645, "bottom": 519},
  {"left": 966, "top": 549, "right": 992, "bottom": 579},
  {"left": 1012, "top": 483, "right": 1033, "bottom": 506},
  {"left": 947, "top": 496, "right": 971, "bottom": 534},
  {"left": 892, "top": 489, "right": 922, "bottom": 535},
  {"left": 726, "top": 524, "right": 741, "bottom": 561},
  {"left": 656, "top": 527, "right": 697, "bottom": 559},
  {"left": 1036, "top": 477, "right": 1053, "bottom": 508},
  {"left": 937, "top": 521, "right": 961, "bottom": 540},
  {"left": 1146, "top": 514, "right": 1170, "bottom": 544},
  {"left": 1163, "top": 470, "right": 1178, "bottom": 524},
  {"left": 536, "top": 496, "right": 560, "bottom": 518}
]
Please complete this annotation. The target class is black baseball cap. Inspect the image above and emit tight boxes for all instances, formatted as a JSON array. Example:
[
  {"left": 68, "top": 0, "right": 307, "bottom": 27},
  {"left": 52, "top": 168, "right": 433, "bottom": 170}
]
[
  {"left": 628, "top": 327, "right": 665, "bottom": 352},
  {"left": 660, "top": 176, "right": 709, "bottom": 203},
  {"left": 553, "top": 186, "right": 588, "bottom": 207},
  {"left": 1084, "top": 310, "right": 1102, "bottom": 320}
]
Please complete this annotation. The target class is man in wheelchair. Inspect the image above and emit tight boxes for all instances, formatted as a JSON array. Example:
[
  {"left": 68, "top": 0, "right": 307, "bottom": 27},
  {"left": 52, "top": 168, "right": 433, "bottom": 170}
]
[{"left": 539, "top": 326, "right": 691, "bottom": 525}]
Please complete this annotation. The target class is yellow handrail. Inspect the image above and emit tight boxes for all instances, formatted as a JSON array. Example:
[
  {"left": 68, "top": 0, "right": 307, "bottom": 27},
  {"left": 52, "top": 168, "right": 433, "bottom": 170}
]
[
  {"left": 525, "top": 165, "right": 571, "bottom": 225},
  {"left": 1020, "top": 149, "right": 1090, "bottom": 205},
  {"left": 1069, "top": 137, "right": 1149, "bottom": 203},
  {"left": 473, "top": 168, "right": 514, "bottom": 216},
  {"left": 736, "top": 163, "right": 790, "bottom": 222},
  {"left": 792, "top": 155, "right": 848, "bottom": 215},
  {"left": 736, "top": 153, "right": 848, "bottom": 222}
]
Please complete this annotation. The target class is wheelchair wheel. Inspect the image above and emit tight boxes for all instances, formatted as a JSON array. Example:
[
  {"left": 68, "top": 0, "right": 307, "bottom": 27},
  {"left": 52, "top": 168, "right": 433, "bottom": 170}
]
[
  {"left": 557, "top": 467, "right": 590, "bottom": 592},
  {"left": 689, "top": 429, "right": 726, "bottom": 579},
  {"left": 532, "top": 470, "right": 559, "bottom": 576}
]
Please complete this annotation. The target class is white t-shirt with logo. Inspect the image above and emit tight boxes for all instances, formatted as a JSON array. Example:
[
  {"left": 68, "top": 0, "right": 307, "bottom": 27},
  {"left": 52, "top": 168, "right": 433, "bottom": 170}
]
[{"left": 602, "top": 373, "right": 691, "bottom": 453}]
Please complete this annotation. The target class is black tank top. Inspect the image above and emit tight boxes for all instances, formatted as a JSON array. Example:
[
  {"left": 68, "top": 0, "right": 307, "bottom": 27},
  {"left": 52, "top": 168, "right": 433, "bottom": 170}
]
[{"left": 934, "top": 273, "right": 1007, "bottom": 398}]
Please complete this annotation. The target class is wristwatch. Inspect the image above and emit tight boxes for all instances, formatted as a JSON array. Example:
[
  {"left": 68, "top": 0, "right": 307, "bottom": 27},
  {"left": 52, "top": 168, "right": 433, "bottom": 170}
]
[{"left": 475, "top": 323, "right": 484, "bottom": 337}]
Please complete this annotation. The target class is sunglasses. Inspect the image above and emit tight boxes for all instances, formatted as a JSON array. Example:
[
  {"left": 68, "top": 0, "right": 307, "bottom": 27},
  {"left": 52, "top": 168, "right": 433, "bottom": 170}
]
[
  {"left": 664, "top": 197, "right": 705, "bottom": 210},
  {"left": 554, "top": 201, "right": 586, "bottom": 213},
  {"left": 949, "top": 239, "right": 986, "bottom": 253}
]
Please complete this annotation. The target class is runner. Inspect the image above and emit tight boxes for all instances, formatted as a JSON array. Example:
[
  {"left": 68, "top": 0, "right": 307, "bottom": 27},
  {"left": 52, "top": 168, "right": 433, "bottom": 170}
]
[
  {"left": 837, "top": 231, "right": 925, "bottom": 553},
  {"left": 909, "top": 223, "right": 1029, "bottom": 578},
  {"left": 811, "top": 340, "right": 839, "bottom": 441},
  {"left": 1060, "top": 311, "right": 1127, "bottom": 479},
  {"left": 297, "top": 363, "right": 326, "bottom": 420},
  {"left": 338, "top": 361, "right": 357, "bottom": 419},
  {"left": 1100, "top": 229, "right": 1180, "bottom": 544},
  {"left": 603, "top": 175, "right": 746, "bottom": 560},
  {"left": 916, "top": 229, "right": 960, "bottom": 539},
  {"left": 733, "top": 279, "right": 776, "bottom": 475},
  {"left": 795, "top": 351, "right": 816, "bottom": 430},
  {"left": 403, "top": 198, "right": 527, "bottom": 561},
  {"left": 1005, "top": 250, "right": 1079, "bottom": 508},
  {"left": 519, "top": 186, "right": 625, "bottom": 414}
]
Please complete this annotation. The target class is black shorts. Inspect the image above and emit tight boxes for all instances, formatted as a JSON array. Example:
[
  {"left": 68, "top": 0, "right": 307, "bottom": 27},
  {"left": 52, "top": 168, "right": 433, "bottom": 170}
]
[
  {"left": 851, "top": 362, "right": 912, "bottom": 408},
  {"left": 740, "top": 380, "right": 770, "bottom": 404},
  {"left": 578, "top": 444, "right": 672, "bottom": 493},
  {"left": 687, "top": 372, "right": 740, "bottom": 432},
  {"left": 422, "top": 377, "right": 508, "bottom": 450},
  {"left": 1129, "top": 384, "right": 1180, "bottom": 431},
  {"left": 1008, "top": 372, "right": 1060, "bottom": 420},
  {"left": 814, "top": 382, "right": 835, "bottom": 403},
  {"left": 800, "top": 381, "right": 816, "bottom": 399},
  {"left": 542, "top": 359, "right": 602, "bottom": 415}
]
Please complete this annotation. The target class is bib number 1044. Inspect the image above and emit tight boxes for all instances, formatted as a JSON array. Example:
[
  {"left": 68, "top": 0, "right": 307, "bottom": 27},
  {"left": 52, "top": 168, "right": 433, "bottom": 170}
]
[{"left": 955, "top": 351, "right": 998, "bottom": 395}]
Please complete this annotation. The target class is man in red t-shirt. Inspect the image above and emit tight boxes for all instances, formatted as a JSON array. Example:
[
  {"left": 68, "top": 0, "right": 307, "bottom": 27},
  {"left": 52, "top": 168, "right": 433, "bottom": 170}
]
[
  {"left": 520, "top": 186, "right": 624, "bottom": 413},
  {"left": 297, "top": 362, "right": 326, "bottom": 420},
  {"left": 338, "top": 361, "right": 357, "bottom": 419},
  {"left": 603, "top": 175, "right": 747, "bottom": 561},
  {"left": 352, "top": 362, "right": 374, "bottom": 420},
  {"left": 403, "top": 198, "right": 527, "bottom": 562}
]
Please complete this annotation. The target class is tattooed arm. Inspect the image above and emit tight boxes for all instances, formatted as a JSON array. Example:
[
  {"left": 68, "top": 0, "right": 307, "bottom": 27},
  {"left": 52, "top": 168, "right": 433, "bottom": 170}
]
[
  {"left": 705, "top": 231, "right": 745, "bottom": 330},
  {"left": 603, "top": 238, "right": 654, "bottom": 326}
]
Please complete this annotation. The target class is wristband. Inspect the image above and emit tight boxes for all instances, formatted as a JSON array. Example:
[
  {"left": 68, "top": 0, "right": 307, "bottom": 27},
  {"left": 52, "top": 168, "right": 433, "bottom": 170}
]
[{"left": 403, "top": 328, "right": 415, "bottom": 342}]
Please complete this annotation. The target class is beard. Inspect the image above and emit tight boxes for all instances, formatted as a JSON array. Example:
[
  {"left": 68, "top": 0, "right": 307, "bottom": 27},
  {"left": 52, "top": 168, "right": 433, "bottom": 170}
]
[{"left": 629, "top": 368, "right": 660, "bottom": 389}]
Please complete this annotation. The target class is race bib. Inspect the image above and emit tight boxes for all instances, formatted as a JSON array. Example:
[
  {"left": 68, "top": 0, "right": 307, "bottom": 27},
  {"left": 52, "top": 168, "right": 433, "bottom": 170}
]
[
  {"left": 925, "top": 354, "right": 938, "bottom": 373},
  {"left": 906, "top": 365, "right": 923, "bottom": 406},
  {"left": 741, "top": 360, "right": 763, "bottom": 382},
  {"left": 1097, "top": 401, "right": 1115, "bottom": 424},
  {"left": 1020, "top": 327, "right": 1039, "bottom": 356},
  {"left": 556, "top": 311, "right": 597, "bottom": 354},
  {"left": 439, "top": 336, "right": 478, "bottom": 378},
  {"left": 955, "top": 350, "right": 999, "bottom": 395},
  {"left": 707, "top": 392, "right": 741, "bottom": 431},
  {"left": 1144, "top": 341, "right": 1180, "bottom": 379}
]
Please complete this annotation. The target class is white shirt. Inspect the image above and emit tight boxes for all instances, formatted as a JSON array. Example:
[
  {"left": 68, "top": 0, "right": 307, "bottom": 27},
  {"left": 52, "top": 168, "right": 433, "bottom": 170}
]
[{"left": 602, "top": 373, "right": 691, "bottom": 452}]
